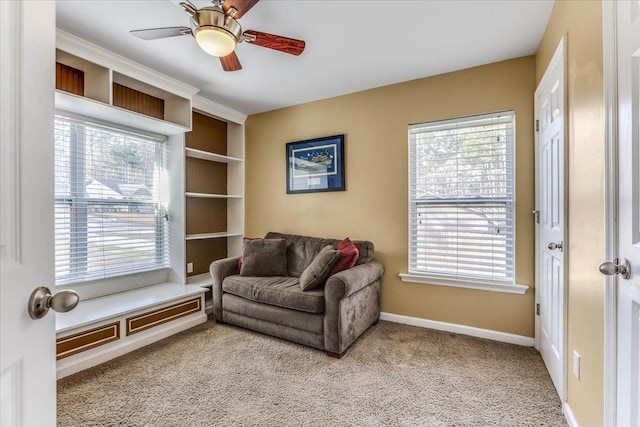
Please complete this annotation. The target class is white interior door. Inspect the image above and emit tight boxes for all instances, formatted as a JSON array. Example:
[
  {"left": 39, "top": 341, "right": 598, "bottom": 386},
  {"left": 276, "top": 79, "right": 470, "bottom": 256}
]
[
  {"left": 615, "top": 1, "right": 640, "bottom": 425},
  {"left": 0, "top": 1, "right": 57, "bottom": 426},
  {"left": 534, "top": 38, "right": 566, "bottom": 399}
]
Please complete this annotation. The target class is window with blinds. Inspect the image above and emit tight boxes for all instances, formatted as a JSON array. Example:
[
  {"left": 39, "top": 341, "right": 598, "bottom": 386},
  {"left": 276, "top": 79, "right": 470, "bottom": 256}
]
[
  {"left": 408, "top": 110, "right": 515, "bottom": 284},
  {"left": 54, "top": 115, "right": 169, "bottom": 285}
]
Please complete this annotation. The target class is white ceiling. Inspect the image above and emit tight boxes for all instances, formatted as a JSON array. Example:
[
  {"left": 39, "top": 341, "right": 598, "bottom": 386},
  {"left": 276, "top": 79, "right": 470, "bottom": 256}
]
[{"left": 56, "top": 0, "right": 555, "bottom": 115}]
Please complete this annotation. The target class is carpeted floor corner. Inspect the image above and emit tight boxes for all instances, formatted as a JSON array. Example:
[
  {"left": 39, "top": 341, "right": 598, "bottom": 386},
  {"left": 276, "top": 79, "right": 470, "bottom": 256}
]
[{"left": 57, "top": 319, "right": 567, "bottom": 426}]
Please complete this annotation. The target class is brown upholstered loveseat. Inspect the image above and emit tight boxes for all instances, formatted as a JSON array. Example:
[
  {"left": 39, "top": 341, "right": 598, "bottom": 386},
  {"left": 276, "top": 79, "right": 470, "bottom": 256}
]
[{"left": 209, "top": 232, "right": 384, "bottom": 357}]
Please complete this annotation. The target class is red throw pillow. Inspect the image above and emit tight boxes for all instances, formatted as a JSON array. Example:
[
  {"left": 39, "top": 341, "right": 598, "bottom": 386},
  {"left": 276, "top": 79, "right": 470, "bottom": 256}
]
[
  {"left": 237, "top": 235, "right": 285, "bottom": 273},
  {"left": 329, "top": 237, "right": 360, "bottom": 276}
]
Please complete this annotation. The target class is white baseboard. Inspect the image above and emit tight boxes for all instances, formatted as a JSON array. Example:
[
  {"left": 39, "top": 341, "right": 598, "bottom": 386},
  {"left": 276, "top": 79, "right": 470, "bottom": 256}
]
[
  {"left": 379, "top": 312, "right": 535, "bottom": 346},
  {"left": 563, "top": 401, "right": 579, "bottom": 427},
  {"left": 57, "top": 312, "right": 207, "bottom": 379}
]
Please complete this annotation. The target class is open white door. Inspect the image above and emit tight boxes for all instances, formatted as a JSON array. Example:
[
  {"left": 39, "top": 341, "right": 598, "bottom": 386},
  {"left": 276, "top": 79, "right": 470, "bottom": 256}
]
[
  {"left": 607, "top": 1, "right": 640, "bottom": 425},
  {"left": 1, "top": 1, "right": 58, "bottom": 426},
  {"left": 534, "top": 38, "right": 566, "bottom": 400}
]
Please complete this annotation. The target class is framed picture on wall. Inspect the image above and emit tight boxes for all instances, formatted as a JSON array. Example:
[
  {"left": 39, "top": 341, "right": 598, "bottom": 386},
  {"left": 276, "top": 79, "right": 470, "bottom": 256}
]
[{"left": 286, "top": 134, "right": 345, "bottom": 194}]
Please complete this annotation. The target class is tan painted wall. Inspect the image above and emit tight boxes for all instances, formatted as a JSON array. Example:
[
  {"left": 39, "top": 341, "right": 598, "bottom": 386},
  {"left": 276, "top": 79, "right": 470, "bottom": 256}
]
[
  {"left": 536, "top": 1, "right": 605, "bottom": 426},
  {"left": 245, "top": 56, "right": 537, "bottom": 337}
]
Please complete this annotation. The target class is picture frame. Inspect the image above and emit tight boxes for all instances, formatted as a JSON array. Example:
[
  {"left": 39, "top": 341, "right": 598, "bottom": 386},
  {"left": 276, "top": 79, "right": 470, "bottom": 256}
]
[{"left": 286, "top": 134, "right": 345, "bottom": 194}]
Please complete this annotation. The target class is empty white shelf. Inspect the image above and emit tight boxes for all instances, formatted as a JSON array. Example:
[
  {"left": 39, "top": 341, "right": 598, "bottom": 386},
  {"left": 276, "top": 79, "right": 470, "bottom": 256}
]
[
  {"left": 185, "top": 192, "right": 243, "bottom": 199},
  {"left": 186, "top": 272, "right": 213, "bottom": 286},
  {"left": 185, "top": 232, "right": 243, "bottom": 240},
  {"left": 55, "top": 90, "right": 190, "bottom": 136},
  {"left": 185, "top": 147, "right": 242, "bottom": 163}
]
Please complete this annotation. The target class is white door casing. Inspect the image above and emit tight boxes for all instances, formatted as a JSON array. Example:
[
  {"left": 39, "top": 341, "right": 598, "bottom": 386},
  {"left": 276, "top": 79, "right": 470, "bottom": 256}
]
[
  {"left": 534, "top": 37, "right": 566, "bottom": 400},
  {"left": 615, "top": 1, "right": 640, "bottom": 425},
  {"left": 0, "top": 1, "right": 57, "bottom": 426}
]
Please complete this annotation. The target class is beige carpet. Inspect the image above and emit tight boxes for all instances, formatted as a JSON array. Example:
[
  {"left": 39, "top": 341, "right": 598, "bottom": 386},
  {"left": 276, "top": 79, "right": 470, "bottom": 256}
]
[{"left": 58, "top": 319, "right": 566, "bottom": 426}]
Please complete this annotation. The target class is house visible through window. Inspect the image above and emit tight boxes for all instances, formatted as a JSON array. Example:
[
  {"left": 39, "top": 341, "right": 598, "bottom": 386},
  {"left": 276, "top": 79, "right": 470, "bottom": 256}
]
[
  {"left": 408, "top": 110, "right": 515, "bottom": 284},
  {"left": 54, "top": 115, "right": 169, "bottom": 285}
]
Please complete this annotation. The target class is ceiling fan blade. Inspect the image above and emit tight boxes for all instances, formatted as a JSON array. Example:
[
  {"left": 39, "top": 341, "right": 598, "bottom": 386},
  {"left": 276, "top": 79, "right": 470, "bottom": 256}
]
[
  {"left": 130, "top": 27, "right": 192, "bottom": 41},
  {"left": 220, "top": 51, "right": 242, "bottom": 72},
  {"left": 243, "top": 30, "right": 305, "bottom": 56},
  {"left": 222, "top": 0, "right": 260, "bottom": 19},
  {"left": 179, "top": 1, "right": 198, "bottom": 17}
]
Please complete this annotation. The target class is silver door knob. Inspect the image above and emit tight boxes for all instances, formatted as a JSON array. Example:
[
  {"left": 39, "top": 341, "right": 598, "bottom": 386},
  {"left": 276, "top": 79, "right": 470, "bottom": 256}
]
[
  {"left": 548, "top": 242, "right": 563, "bottom": 251},
  {"left": 28, "top": 286, "right": 79, "bottom": 319},
  {"left": 598, "top": 258, "right": 631, "bottom": 280}
]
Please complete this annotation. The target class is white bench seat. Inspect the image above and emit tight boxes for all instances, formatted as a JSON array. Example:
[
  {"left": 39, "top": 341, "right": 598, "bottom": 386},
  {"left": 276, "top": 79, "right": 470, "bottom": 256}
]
[
  {"left": 55, "top": 282, "right": 208, "bottom": 378},
  {"left": 56, "top": 282, "right": 206, "bottom": 334}
]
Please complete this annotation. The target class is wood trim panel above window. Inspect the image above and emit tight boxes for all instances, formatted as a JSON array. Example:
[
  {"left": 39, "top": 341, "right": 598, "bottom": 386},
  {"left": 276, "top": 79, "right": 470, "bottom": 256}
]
[
  {"left": 56, "top": 62, "right": 84, "bottom": 96},
  {"left": 112, "top": 83, "right": 165, "bottom": 120}
]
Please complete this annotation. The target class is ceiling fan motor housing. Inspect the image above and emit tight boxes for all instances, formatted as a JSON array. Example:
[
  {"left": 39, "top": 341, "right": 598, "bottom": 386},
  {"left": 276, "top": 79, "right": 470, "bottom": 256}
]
[{"left": 192, "top": 6, "right": 243, "bottom": 43}]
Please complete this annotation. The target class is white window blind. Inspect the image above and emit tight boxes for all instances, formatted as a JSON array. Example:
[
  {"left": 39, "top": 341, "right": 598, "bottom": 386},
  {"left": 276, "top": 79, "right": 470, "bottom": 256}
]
[
  {"left": 54, "top": 115, "right": 169, "bottom": 285},
  {"left": 408, "top": 110, "right": 515, "bottom": 284}
]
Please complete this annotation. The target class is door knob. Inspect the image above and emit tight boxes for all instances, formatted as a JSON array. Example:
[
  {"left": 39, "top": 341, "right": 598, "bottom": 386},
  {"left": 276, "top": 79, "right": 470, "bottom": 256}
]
[
  {"left": 599, "top": 258, "right": 631, "bottom": 280},
  {"left": 547, "top": 241, "right": 563, "bottom": 251},
  {"left": 28, "top": 286, "right": 79, "bottom": 319}
]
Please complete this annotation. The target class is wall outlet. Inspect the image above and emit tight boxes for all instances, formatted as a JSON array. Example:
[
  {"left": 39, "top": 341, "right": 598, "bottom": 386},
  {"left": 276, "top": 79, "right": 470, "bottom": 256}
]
[
  {"left": 186, "top": 262, "right": 193, "bottom": 274},
  {"left": 573, "top": 350, "right": 580, "bottom": 379}
]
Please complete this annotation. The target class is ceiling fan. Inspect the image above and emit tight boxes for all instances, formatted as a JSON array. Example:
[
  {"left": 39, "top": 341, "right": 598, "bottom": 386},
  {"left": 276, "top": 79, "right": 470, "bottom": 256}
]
[{"left": 130, "top": 0, "right": 306, "bottom": 72}]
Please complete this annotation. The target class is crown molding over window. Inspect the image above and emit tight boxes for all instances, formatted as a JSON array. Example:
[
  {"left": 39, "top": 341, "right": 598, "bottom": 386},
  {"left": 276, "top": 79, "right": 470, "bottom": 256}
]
[{"left": 192, "top": 95, "right": 247, "bottom": 125}]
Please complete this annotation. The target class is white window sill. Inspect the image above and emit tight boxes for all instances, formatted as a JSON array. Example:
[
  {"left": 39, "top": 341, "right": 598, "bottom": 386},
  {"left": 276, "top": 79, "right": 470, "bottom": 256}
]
[
  {"left": 56, "top": 268, "right": 170, "bottom": 301},
  {"left": 399, "top": 273, "right": 529, "bottom": 295}
]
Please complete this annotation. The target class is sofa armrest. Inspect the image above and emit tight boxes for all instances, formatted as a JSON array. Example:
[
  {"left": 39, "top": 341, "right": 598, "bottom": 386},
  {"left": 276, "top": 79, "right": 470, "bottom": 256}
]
[
  {"left": 323, "top": 260, "right": 384, "bottom": 354},
  {"left": 324, "top": 261, "right": 385, "bottom": 301},
  {"left": 209, "top": 256, "right": 240, "bottom": 320}
]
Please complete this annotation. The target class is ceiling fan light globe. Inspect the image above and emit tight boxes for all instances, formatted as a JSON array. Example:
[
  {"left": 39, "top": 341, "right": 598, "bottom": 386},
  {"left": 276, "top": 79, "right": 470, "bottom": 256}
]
[{"left": 195, "top": 27, "right": 236, "bottom": 57}]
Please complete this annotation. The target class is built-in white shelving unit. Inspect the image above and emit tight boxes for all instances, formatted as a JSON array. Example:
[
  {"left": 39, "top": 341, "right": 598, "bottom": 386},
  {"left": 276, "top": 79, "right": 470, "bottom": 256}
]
[
  {"left": 52, "top": 30, "right": 219, "bottom": 377},
  {"left": 52, "top": 30, "right": 247, "bottom": 327},
  {"left": 184, "top": 95, "right": 246, "bottom": 280}
]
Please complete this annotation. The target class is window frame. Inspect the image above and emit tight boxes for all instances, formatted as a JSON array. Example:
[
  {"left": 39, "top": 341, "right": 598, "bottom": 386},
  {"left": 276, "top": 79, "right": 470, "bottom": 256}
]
[
  {"left": 401, "top": 110, "right": 528, "bottom": 295},
  {"left": 54, "top": 114, "right": 170, "bottom": 287}
]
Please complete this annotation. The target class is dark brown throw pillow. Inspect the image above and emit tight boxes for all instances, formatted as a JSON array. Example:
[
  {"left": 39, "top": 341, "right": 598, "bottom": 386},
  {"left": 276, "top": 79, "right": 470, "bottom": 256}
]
[
  {"left": 299, "top": 245, "right": 340, "bottom": 291},
  {"left": 240, "top": 239, "right": 288, "bottom": 277},
  {"left": 238, "top": 235, "right": 285, "bottom": 273}
]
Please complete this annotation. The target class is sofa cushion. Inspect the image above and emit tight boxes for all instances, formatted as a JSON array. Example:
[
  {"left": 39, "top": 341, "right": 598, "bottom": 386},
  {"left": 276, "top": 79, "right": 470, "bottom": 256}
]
[
  {"left": 299, "top": 245, "right": 340, "bottom": 291},
  {"left": 222, "top": 275, "right": 325, "bottom": 314},
  {"left": 222, "top": 293, "right": 324, "bottom": 334},
  {"left": 240, "top": 239, "right": 287, "bottom": 277},
  {"left": 237, "top": 235, "right": 285, "bottom": 273},
  {"left": 265, "top": 232, "right": 375, "bottom": 277},
  {"left": 329, "top": 237, "right": 360, "bottom": 276}
]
